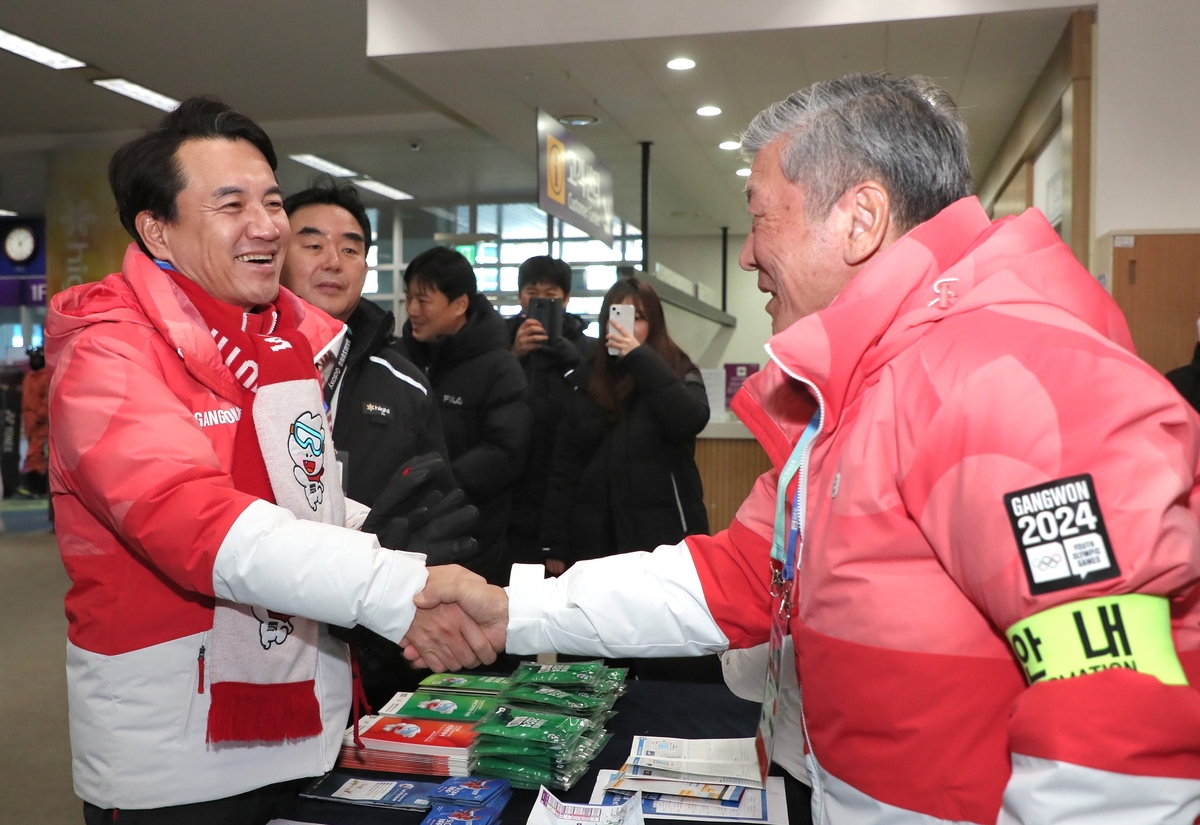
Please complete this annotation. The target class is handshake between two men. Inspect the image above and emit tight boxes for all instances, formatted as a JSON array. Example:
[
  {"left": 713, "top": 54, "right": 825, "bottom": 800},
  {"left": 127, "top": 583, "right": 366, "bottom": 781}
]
[
  {"left": 403, "top": 564, "right": 509, "bottom": 673},
  {"left": 357, "top": 453, "right": 510, "bottom": 672}
]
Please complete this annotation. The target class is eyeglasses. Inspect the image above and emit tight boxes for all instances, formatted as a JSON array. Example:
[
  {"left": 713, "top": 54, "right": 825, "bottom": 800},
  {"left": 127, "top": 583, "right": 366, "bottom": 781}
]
[{"left": 291, "top": 421, "right": 324, "bottom": 455}]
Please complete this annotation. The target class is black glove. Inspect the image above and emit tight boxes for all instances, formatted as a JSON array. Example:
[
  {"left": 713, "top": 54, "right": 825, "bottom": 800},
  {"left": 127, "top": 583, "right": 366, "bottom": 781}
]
[
  {"left": 362, "top": 453, "right": 455, "bottom": 535},
  {"left": 378, "top": 488, "right": 480, "bottom": 565},
  {"left": 541, "top": 334, "right": 582, "bottom": 369}
]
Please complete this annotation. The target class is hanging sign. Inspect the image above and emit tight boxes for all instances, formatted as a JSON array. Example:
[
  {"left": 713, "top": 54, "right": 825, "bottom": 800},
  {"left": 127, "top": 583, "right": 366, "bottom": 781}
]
[{"left": 537, "top": 109, "right": 614, "bottom": 245}]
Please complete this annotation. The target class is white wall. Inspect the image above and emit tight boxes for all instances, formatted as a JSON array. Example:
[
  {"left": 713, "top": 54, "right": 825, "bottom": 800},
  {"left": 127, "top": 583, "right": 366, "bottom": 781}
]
[
  {"left": 1094, "top": 0, "right": 1200, "bottom": 235},
  {"left": 1032, "top": 125, "right": 1064, "bottom": 229},
  {"left": 369, "top": 0, "right": 1083, "bottom": 56},
  {"left": 652, "top": 233, "right": 772, "bottom": 371}
]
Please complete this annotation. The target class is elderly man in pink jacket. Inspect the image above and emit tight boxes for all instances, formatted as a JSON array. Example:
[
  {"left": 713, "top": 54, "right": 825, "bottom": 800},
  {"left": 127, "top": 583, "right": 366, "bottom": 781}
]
[{"left": 421, "top": 73, "right": 1200, "bottom": 825}]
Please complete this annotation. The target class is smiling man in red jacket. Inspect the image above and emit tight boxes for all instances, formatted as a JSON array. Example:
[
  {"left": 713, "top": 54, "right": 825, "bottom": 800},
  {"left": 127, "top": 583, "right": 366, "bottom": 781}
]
[
  {"left": 49, "top": 97, "right": 495, "bottom": 824},
  {"left": 414, "top": 73, "right": 1200, "bottom": 824}
]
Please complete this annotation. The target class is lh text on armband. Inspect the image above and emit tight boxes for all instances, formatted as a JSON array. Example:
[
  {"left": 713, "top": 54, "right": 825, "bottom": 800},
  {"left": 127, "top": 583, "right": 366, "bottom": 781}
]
[
  {"left": 1003, "top": 474, "right": 1120, "bottom": 595},
  {"left": 1010, "top": 601, "right": 1136, "bottom": 684}
]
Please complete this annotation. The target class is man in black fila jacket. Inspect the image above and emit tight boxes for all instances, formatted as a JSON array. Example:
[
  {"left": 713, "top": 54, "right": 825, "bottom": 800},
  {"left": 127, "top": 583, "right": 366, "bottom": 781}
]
[
  {"left": 399, "top": 246, "right": 532, "bottom": 584},
  {"left": 280, "top": 181, "right": 447, "bottom": 507}
]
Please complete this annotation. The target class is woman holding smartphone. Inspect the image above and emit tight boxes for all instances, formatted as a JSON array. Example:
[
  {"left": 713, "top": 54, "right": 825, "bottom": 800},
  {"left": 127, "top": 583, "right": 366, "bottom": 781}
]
[{"left": 541, "top": 278, "right": 710, "bottom": 571}]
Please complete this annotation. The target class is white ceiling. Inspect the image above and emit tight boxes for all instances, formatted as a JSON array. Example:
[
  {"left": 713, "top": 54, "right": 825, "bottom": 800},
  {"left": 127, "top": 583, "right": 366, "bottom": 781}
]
[
  {"left": 374, "top": 8, "right": 1079, "bottom": 234},
  {"left": 0, "top": 1, "right": 1080, "bottom": 237}
]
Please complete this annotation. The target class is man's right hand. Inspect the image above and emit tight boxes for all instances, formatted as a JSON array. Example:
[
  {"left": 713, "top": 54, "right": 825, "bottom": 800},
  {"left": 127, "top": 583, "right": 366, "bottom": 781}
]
[
  {"left": 401, "top": 565, "right": 508, "bottom": 670},
  {"left": 512, "top": 318, "right": 548, "bottom": 357}
]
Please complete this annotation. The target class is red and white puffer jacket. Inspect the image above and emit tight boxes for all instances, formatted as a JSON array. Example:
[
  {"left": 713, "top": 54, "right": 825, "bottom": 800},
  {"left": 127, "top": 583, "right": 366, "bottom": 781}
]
[
  {"left": 507, "top": 198, "right": 1200, "bottom": 824},
  {"left": 48, "top": 245, "right": 429, "bottom": 810}
]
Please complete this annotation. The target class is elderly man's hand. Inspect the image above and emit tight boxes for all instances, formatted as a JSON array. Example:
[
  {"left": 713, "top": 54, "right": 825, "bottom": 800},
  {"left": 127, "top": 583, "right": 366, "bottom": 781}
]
[
  {"left": 402, "top": 600, "right": 497, "bottom": 672},
  {"left": 402, "top": 565, "right": 508, "bottom": 670}
]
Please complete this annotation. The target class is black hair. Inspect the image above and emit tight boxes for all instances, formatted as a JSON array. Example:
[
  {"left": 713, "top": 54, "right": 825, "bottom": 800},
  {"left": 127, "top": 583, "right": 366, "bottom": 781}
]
[
  {"left": 589, "top": 277, "right": 694, "bottom": 415},
  {"left": 108, "top": 96, "right": 278, "bottom": 256},
  {"left": 517, "top": 255, "right": 572, "bottom": 294},
  {"left": 403, "top": 246, "right": 477, "bottom": 302},
  {"left": 283, "top": 176, "right": 374, "bottom": 250}
]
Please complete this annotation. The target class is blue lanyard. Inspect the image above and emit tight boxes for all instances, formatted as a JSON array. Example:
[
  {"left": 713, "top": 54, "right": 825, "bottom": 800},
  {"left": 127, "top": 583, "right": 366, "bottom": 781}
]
[{"left": 770, "top": 409, "right": 822, "bottom": 582}]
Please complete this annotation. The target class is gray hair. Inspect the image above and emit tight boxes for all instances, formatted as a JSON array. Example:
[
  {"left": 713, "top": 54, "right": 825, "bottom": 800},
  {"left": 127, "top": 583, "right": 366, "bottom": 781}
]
[{"left": 741, "top": 73, "right": 972, "bottom": 231}]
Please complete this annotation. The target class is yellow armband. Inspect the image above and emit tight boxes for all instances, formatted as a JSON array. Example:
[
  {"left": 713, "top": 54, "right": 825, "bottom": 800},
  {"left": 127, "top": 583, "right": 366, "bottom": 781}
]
[{"left": 1006, "top": 594, "right": 1187, "bottom": 686}]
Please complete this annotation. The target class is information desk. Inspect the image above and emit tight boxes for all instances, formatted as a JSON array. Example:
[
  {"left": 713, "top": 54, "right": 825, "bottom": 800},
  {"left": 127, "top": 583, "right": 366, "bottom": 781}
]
[{"left": 285, "top": 679, "right": 802, "bottom": 825}]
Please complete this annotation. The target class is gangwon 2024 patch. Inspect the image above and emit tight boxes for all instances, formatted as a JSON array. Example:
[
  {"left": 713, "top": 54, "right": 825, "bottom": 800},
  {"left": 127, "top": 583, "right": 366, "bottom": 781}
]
[{"left": 1004, "top": 474, "right": 1119, "bottom": 595}]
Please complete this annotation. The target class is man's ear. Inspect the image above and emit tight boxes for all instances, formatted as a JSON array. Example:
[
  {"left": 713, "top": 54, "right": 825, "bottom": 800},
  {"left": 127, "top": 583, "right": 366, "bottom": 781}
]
[
  {"left": 135, "top": 210, "right": 172, "bottom": 261},
  {"left": 839, "top": 181, "right": 893, "bottom": 267},
  {"left": 451, "top": 293, "right": 470, "bottom": 318}
]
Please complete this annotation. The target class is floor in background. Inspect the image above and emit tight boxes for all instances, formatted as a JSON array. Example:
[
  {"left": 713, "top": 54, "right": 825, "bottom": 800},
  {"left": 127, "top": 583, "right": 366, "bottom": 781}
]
[
  {"left": 2, "top": 498, "right": 53, "bottom": 533},
  {"left": 0, "top": 527, "right": 78, "bottom": 825}
]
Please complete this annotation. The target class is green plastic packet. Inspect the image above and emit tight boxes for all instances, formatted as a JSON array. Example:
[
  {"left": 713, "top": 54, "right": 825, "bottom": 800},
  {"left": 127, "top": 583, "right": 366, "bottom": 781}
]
[
  {"left": 474, "top": 755, "right": 589, "bottom": 791},
  {"left": 475, "top": 737, "right": 566, "bottom": 758},
  {"left": 475, "top": 705, "right": 592, "bottom": 746},
  {"left": 500, "top": 684, "right": 615, "bottom": 714},
  {"left": 595, "top": 667, "right": 629, "bottom": 695},
  {"left": 513, "top": 661, "right": 604, "bottom": 688}
]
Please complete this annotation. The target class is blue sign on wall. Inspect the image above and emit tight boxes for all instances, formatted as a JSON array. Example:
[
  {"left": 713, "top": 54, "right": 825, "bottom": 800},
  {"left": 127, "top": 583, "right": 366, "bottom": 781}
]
[{"left": 0, "top": 217, "right": 47, "bottom": 277}]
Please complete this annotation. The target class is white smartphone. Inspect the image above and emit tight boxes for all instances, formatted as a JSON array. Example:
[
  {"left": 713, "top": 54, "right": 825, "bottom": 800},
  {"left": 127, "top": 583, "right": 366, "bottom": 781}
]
[{"left": 608, "top": 304, "right": 635, "bottom": 356}]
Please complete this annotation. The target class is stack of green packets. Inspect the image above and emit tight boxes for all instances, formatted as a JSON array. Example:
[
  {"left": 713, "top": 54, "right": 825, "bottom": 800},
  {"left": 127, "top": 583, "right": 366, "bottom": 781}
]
[{"left": 472, "top": 661, "right": 626, "bottom": 791}]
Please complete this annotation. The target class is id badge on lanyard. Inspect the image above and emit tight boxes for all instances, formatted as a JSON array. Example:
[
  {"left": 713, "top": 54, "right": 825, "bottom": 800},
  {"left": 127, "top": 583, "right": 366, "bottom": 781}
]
[{"left": 754, "top": 410, "right": 821, "bottom": 781}]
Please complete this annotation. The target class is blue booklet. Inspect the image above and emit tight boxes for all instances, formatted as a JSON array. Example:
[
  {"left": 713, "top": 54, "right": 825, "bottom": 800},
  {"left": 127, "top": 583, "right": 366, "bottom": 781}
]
[
  {"left": 301, "top": 772, "right": 437, "bottom": 810},
  {"left": 421, "top": 803, "right": 505, "bottom": 825},
  {"left": 431, "top": 777, "right": 512, "bottom": 807}
]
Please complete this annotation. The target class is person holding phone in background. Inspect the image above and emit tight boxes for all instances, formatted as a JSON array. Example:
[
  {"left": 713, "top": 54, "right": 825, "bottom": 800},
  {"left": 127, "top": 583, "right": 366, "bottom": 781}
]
[
  {"left": 506, "top": 257, "right": 596, "bottom": 573},
  {"left": 541, "top": 277, "right": 710, "bottom": 566}
]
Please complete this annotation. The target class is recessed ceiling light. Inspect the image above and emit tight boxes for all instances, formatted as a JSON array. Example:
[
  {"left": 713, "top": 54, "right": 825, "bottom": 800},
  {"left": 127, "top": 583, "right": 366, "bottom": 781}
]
[
  {"left": 353, "top": 179, "right": 413, "bottom": 201},
  {"left": 0, "top": 209, "right": 17, "bottom": 217},
  {"left": 736, "top": 168, "right": 752, "bottom": 177},
  {"left": 0, "top": 27, "right": 86, "bottom": 70},
  {"left": 557, "top": 114, "right": 599, "bottom": 127},
  {"left": 719, "top": 141, "right": 740, "bottom": 151},
  {"left": 289, "top": 154, "right": 358, "bottom": 177},
  {"left": 696, "top": 106, "right": 721, "bottom": 117},
  {"left": 93, "top": 78, "right": 179, "bottom": 112},
  {"left": 667, "top": 57, "right": 695, "bottom": 71}
]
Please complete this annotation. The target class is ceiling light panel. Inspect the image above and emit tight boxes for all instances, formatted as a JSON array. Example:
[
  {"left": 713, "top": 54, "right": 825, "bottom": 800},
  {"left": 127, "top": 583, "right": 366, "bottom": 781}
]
[
  {"left": 0, "top": 27, "right": 85, "bottom": 70},
  {"left": 696, "top": 106, "right": 721, "bottom": 117},
  {"left": 289, "top": 154, "right": 358, "bottom": 177},
  {"left": 558, "top": 114, "right": 598, "bottom": 127},
  {"left": 0, "top": 209, "right": 17, "bottom": 217},
  {"left": 719, "top": 141, "right": 740, "bottom": 151},
  {"left": 667, "top": 57, "right": 695, "bottom": 71},
  {"left": 736, "top": 168, "right": 752, "bottom": 177},
  {"left": 93, "top": 78, "right": 179, "bottom": 111},
  {"left": 353, "top": 179, "right": 413, "bottom": 201}
]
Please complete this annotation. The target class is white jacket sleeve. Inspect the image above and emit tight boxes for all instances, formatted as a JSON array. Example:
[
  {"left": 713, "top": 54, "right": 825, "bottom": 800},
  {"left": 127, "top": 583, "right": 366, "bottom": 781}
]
[
  {"left": 212, "top": 499, "right": 427, "bottom": 644},
  {"left": 504, "top": 541, "right": 729, "bottom": 657}
]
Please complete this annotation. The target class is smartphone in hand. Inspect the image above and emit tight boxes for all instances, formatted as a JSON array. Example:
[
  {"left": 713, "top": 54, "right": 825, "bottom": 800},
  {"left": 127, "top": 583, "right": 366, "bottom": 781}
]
[
  {"left": 608, "top": 304, "right": 635, "bottom": 356},
  {"left": 528, "top": 297, "right": 563, "bottom": 341}
]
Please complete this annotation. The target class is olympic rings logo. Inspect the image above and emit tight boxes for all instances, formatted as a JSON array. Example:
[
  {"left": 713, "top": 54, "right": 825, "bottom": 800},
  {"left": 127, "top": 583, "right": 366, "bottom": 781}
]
[{"left": 1034, "top": 553, "right": 1063, "bottom": 571}]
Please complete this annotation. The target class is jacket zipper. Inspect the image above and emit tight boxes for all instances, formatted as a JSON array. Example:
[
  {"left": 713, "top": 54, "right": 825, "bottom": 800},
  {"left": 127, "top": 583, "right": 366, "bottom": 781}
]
[
  {"left": 670, "top": 472, "right": 688, "bottom": 532},
  {"left": 763, "top": 342, "right": 828, "bottom": 821},
  {"left": 197, "top": 644, "right": 205, "bottom": 694}
]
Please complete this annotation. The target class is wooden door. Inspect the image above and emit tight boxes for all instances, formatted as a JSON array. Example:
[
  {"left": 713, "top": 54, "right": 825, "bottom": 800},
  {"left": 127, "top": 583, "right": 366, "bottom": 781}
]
[
  {"left": 1111, "top": 234, "right": 1200, "bottom": 374},
  {"left": 695, "top": 438, "right": 773, "bottom": 533}
]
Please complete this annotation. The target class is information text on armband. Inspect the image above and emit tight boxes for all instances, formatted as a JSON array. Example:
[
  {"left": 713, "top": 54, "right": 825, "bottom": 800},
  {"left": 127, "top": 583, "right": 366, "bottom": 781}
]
[
  {"left": 1006, "top": 594, "right": 1187, "bottom": 686},
  {"left": 1003, "top": 474, "right": 1120, "bottom": 595}
]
